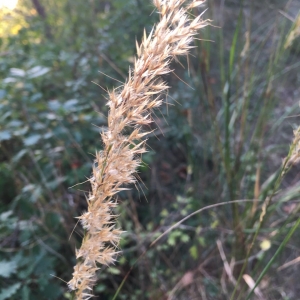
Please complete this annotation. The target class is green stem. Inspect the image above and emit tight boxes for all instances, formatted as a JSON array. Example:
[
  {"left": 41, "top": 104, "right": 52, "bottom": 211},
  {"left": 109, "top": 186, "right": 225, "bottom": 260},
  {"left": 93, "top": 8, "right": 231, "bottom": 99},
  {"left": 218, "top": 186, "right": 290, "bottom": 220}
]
[
  {"left": 246, "top": 217, "right": 300, "bottom": 299},
  {"left": 231, "top": 158, "right": 289, "bottom": 300}
]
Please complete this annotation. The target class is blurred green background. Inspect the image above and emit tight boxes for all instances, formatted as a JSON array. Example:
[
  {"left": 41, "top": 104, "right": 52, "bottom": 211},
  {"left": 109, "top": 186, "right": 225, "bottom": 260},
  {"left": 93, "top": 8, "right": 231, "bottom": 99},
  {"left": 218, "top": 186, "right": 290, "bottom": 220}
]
[{"left": 0, "top": 0, "right": 300, "bottom": 299}]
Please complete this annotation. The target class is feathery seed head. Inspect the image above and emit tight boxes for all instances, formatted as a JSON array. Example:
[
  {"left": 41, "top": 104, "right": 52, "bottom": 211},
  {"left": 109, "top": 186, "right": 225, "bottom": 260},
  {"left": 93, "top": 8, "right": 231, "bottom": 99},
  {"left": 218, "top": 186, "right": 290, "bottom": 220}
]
[{"left": 69, "top": 1, "right": 208, "bottom": 298}]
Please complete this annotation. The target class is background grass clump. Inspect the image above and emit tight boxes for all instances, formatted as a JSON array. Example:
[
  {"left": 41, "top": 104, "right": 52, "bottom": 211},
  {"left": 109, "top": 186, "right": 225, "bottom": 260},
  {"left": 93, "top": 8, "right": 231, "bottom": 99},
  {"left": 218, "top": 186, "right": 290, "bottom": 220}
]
[{"left": 0, "top": 0, "right": 300, "bottom": 299}]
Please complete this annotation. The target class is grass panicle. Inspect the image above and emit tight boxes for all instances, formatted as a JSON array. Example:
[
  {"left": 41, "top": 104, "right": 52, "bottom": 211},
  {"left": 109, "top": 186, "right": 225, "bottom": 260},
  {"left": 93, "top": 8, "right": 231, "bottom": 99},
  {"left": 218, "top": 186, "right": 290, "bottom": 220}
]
[
  {"left": 68, "top": 1, "right": 208, "bottom": 298},
  {"left": 288, "top": 126, "right": 300, "bottom": 166}
]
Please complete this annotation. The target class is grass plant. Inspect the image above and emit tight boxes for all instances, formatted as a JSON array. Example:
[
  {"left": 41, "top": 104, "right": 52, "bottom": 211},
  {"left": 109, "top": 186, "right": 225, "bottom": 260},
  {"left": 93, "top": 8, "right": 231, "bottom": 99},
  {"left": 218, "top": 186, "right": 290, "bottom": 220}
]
[
  {"left": 68, "top": 1, "right": 208, "bottom": 298},
  {"left": 1, "top": 0, "right": 299, "bottom": 299},
  {"left": 69, "top": 1, "right": 300, "bottom": 298}
]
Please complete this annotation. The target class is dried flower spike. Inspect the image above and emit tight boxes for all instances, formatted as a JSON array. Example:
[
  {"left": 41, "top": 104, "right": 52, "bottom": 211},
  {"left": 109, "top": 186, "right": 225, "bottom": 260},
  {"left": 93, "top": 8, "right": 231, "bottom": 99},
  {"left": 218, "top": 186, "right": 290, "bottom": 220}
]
[
  {"left": 68, "top": 1, "right": 208, "bottom": 299},
  {"left": 287, "top": 127, "right": 300, "bottom": 165}
]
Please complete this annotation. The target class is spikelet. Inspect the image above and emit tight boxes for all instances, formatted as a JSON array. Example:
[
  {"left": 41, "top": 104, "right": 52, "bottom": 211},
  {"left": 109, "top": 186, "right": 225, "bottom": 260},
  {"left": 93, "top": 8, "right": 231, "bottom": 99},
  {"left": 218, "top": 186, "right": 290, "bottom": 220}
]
[
  {"left": 287, "top": 127, "right": 300, "bottom": 166},
  {"left": 68, "top": 1, "right": 208, "bottom": 298},
  {"left": 284, "top": 13, "right": 300, "bottom": 49}
]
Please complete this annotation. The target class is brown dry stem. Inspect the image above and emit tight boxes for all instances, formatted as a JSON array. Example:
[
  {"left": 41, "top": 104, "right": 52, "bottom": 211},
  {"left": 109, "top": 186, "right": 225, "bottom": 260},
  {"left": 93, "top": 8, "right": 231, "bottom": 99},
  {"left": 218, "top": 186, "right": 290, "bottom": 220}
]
[{"left": 68, "top": 1, "right": 208, "bottom": 298}]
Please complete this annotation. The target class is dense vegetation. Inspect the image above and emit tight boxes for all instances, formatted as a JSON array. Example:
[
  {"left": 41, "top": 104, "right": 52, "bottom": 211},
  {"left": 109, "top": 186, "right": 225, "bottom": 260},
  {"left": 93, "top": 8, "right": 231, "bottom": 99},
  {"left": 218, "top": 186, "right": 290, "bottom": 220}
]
[{"left": 0, "top": 0, "right": 300, "bottom": 299}]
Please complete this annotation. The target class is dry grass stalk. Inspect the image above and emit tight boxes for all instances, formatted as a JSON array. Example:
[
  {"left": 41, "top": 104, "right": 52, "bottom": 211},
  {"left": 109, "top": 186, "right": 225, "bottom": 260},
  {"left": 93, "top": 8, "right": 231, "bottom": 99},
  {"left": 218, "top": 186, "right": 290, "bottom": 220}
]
[
  {"left": 68, "top": 0, "right": 208, "bottom": 298},
  {"left": 287, "top": 126, "right": 300, "bottom": 165},
  {"left": 284, "top": 13, "right": 300, "bottom": 49}
]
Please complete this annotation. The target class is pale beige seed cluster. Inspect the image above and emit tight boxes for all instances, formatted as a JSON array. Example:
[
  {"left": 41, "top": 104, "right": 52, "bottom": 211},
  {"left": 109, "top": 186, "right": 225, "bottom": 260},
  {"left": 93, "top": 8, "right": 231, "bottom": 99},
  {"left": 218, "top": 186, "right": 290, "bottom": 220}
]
[
  {"left": 288, "top": 127, "right": 300, "bottom": 165},
  {"left": 68, "top": 1, "right": 208, "bottom": 299},
  {"left": 285, "top": 14, "right": 300, "bottom": 49}
]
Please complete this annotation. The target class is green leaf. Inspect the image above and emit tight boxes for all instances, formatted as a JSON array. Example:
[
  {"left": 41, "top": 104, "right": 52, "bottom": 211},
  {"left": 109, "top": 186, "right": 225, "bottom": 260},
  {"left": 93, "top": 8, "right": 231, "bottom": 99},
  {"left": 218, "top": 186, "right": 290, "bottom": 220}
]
[
  {"left": 189, "top": 245, "right": 198, "bottom": 260},
  {"left": 8, "top": 120, "right": 23, "bottom": 127},
  {"left": 10, "top": 68, "right": 26, "bottom": 77},
  {"left": 27, "top": 66, "right": 50, "bottom": 78},
  {"left": 13, "top": 126, "right": 28, "bottom": 136},
  {"left": 108, "top": 267, "right": 121, "bottom": 275},
  {"left": 63, "top": 99, "right": 79, "bottom": 110},
  {"left": 48, "top": 100, "right": 60, "bottom": 111},
  {"left": 63, "top": 292, "right": 72, "bottom": 299},
  {"left": 46, "top": 177, "right": 67, "bottom": 190},
  {"left": 0, "top": 283, "right": 21, "bottom": 300},
  {"left": 21, "top": 184, "right": 42, "bottom": 203},
  {"left": 180, "top": 233, "right": 190, "bottom": 243},
  {"left": 3, "top": 78, "right": 17, "bottom": 84},
  {"left": 228, "top": 3, "right": 243, "bottom": 75},
  {"left": 95, "top": 284, "right": 106, "bottom": 292},
  {"left": 21, "top": 286, "right": 30, "bottom": 300},
  {"left": 22, "top": 184, "right": 35, "bottom": 193},
  {"left": 30, "top": 185, "right": 42, "bottom": 203},
  {"left": 0, "top": 211, "right": 13, "bottom": 221},
  {"left": 160, "top": 208, "right": 168, "bottom": 217},
  {"left": 30, "top": 93, "right": 42, "bottom": 103},
  {"left": 0, "top": 130, "right": 11, "bottom": 141},
  {"left": 12, "top": 149, "right": 28, "bottom": 164},
  {"left": 23, "top": 134, "right": 41, "bottom": 146},
  {"left": 198, "top": 237, "right": 206, "bottom": 247},
  {"left": 0, "top": 260, "right": 18, "bottom": 278},
  {"left": 167, "top": 232, "right": 177, "bottom": 246},
  {"left": 0, "top": 89, "right": 6, "bottom": 99}
]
